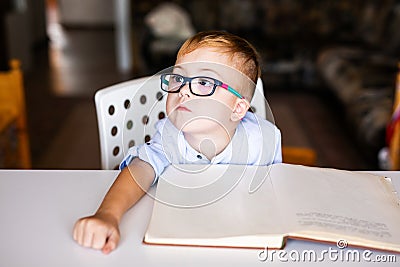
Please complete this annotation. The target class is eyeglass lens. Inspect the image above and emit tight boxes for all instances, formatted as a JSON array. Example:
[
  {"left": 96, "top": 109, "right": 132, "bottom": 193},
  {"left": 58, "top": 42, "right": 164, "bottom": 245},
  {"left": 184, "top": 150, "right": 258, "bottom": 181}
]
[{"left": 161, "top": 74, "right": 216, "bottom": 96}]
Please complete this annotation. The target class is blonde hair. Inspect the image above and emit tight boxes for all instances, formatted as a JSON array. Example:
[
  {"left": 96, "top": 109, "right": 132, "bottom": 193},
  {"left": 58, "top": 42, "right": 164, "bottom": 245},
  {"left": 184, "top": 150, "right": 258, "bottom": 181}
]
[{"left": 177, "top": 31, "right": 261, "bottom": 85}]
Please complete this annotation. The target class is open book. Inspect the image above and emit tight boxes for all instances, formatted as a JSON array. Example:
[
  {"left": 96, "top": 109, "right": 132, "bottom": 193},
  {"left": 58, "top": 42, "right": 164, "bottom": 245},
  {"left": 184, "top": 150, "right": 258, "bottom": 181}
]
[{"left": 143, "top": 163, "right": 400, "bottom": 252}]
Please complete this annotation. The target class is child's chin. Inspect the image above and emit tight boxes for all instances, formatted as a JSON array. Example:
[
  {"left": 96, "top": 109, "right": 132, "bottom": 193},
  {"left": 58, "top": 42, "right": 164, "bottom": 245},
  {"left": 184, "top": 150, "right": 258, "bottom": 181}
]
[{"left": 180, "top": 121, "right": 221, "bottom": 136}]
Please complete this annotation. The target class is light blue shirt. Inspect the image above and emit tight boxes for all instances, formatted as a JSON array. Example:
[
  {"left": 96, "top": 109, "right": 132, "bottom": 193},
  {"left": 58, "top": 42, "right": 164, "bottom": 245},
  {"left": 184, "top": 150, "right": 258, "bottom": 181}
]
[{"left": 120, "top": 112, "right": 282, "bottom": 185}]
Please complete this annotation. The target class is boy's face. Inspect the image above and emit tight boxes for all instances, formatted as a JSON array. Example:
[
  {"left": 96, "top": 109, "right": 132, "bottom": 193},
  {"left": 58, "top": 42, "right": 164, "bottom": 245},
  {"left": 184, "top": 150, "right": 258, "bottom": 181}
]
[{"left": 166, "top": 47, "right": 249, "bottom": 136}]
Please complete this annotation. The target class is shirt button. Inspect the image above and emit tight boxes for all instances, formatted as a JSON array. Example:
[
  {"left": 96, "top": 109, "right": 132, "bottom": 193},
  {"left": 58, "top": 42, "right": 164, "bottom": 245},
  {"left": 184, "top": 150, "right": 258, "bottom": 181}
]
[{"left": 197, "top": 155, "right": 202, "bottom": 159}]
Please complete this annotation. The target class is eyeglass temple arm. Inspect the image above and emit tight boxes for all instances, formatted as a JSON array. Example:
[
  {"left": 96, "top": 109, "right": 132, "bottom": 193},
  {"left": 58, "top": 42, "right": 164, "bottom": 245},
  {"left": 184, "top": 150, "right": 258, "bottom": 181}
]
[{"left": 220, "top": 83, "right": 244, "bottom": 99}]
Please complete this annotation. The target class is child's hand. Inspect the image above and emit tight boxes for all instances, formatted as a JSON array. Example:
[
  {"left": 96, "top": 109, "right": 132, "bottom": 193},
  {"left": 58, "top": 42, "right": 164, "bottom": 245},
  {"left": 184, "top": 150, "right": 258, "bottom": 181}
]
[
  {"left": 72, "top": 160, "right": 154, "bottom": 254},
  {"left": 73, "top": 213, "right": 120, "bottom": 254}
]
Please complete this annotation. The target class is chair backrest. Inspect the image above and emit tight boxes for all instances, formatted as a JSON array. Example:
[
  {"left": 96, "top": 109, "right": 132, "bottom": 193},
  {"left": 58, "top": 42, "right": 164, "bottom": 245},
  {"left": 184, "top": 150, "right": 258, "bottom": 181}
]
[{"left": 95, "top": 76, "right": 267, "bottom": 170}]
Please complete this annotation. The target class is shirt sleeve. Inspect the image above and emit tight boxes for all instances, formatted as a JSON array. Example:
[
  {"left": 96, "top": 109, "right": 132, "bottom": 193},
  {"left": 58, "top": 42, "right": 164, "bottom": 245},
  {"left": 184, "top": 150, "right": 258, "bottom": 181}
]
[
  {"left": 240, "top": 112, "right": 282, "bottom": 165},
  {"left": 272, "top": 126, "right": 282, "bottom": 164},
  {"left": 119, "top": 119, "right": 170, "bottom": 185}
]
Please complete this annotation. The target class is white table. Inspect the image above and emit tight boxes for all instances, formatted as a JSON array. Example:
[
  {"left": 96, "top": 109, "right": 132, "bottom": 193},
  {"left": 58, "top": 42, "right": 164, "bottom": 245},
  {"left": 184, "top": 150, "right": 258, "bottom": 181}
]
[{"left": 0, "top": 169, "right": 399, "bottom": 266}]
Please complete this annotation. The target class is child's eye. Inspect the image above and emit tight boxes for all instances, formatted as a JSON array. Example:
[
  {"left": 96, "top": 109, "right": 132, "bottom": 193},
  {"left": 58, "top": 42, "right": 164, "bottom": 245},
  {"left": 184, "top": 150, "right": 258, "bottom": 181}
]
[
  {"left": 172, "top": 75, "right": 184, "bottom": 83},
  {"left": 197, "top": 78, "right": 213, "bottom": 87}
]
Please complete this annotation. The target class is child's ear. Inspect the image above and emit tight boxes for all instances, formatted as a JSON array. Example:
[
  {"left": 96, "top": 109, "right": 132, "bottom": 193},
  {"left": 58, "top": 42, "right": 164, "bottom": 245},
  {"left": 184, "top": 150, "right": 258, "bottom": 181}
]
[{"left": 231, "top": 99, "right": 250, "bottom": 121}]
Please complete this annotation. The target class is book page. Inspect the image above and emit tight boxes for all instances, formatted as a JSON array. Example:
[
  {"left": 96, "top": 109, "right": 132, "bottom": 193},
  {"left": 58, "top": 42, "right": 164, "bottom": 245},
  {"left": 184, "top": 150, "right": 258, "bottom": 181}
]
[
  {"left": 268, "top": 163, "right": 400, "bottom": 251},
  {"left": 144, "top": 164, "right": 286, "bottom": 249}
]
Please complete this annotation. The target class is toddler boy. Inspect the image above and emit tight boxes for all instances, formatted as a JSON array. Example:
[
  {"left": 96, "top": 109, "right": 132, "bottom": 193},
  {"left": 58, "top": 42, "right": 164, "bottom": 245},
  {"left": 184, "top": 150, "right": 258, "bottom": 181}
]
[{"left": 73, "top": 31, "right": 282, "bottom": 254}]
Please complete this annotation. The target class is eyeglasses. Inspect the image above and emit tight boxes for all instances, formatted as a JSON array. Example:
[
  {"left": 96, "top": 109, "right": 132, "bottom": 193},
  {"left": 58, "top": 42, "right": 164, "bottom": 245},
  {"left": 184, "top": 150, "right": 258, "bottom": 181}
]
[{"left": 160, "top": 73, "right": 244, "bottom": 99}]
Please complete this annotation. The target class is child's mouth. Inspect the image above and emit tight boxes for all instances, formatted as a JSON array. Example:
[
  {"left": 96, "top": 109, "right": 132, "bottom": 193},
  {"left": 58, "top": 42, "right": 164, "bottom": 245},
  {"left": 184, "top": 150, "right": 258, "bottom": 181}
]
[{"left": 176, "top": 105, "right": 191, "bottom": 112}]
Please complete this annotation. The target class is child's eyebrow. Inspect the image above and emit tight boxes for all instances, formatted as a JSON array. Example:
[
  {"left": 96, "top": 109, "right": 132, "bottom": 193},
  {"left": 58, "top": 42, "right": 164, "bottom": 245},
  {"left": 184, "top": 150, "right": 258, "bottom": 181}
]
[
  {"left": 173, "top": 65, "right": 223, "bottom": 80},
  {"left": 172, "top": 65, "right": 185, "bottom": 74},
  {"left": 197, "top": 68, "right": 224, "bottom": 81}
]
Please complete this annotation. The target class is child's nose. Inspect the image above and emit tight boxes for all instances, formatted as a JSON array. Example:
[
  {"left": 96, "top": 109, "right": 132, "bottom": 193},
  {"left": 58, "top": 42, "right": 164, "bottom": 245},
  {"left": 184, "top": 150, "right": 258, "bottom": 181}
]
[{"left": 179, "top": 82, "right": 191, "bottom": 97}]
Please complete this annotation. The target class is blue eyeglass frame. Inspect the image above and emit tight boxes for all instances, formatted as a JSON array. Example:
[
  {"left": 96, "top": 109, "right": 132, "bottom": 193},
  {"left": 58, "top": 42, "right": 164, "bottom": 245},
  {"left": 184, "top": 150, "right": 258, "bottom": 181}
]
[{"left": 160, "top": 73, "right": 245, "bottom": 99}]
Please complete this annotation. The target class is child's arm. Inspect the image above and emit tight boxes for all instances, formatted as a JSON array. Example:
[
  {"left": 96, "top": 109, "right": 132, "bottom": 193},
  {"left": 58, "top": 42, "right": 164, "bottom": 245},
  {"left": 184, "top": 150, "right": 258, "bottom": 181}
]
[{"left": 73, "top": 158, "right": 155, "bottom": 254}]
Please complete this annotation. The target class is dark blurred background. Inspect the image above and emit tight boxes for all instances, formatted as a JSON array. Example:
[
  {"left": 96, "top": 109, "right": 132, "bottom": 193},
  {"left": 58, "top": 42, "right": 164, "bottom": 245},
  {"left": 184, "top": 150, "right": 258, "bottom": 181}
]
[{"left": 1, "top": 0, "right": 399, "bottom": 170}]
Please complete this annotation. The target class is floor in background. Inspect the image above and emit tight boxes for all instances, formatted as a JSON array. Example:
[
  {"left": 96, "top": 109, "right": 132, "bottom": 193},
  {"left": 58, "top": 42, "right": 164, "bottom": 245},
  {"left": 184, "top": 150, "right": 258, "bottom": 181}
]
[{"left": 22, "top": 28, "right": 371, "bottom": 171}]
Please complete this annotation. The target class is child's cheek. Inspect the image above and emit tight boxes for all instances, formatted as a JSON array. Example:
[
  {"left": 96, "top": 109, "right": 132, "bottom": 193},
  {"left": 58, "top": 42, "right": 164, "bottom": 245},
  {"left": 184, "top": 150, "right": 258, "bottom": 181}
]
[{"left": 166, "top": 96, "right": 182, "bottom": 117}]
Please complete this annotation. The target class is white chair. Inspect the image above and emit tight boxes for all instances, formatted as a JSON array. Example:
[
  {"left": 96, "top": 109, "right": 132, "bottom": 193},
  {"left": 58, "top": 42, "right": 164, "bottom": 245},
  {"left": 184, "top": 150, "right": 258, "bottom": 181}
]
[{"left": 95, "top": 76, "right": 267, "bottom": 170}]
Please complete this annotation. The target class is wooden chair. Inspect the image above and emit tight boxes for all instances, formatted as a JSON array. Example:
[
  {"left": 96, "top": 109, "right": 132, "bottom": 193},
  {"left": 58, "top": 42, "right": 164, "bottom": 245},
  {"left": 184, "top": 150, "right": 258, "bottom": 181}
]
[
  {"left": 0, "top": 60, "right": 31, "bottom": 168},
  {"left": 282, "top": 146, "right": 316, "bottom": 166},
  {"left": 95, "top": 76, "right": 316, "bottom": 170},
  {"left": 388, "top": 63, "right": 400, "bottom": 170}
]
